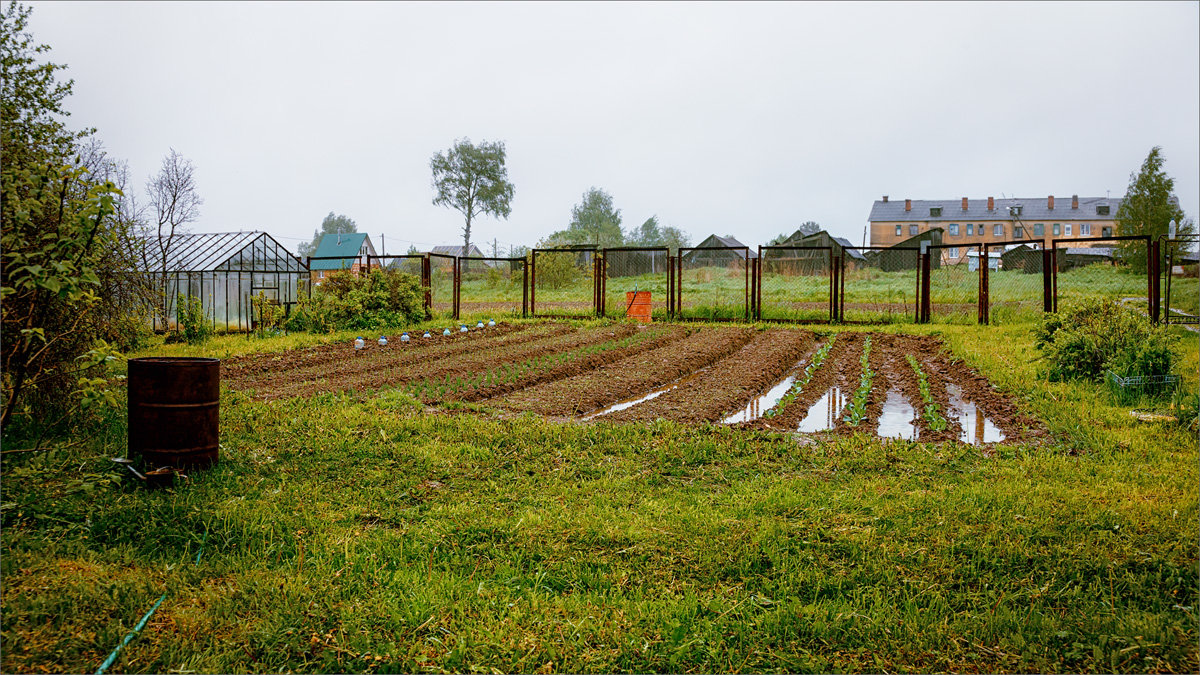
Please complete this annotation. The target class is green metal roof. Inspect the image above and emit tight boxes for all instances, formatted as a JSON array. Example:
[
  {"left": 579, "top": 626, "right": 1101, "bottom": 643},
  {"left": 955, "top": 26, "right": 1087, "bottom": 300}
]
[{"left": 310, "top": 232, "right": 368, "bottom": 270}]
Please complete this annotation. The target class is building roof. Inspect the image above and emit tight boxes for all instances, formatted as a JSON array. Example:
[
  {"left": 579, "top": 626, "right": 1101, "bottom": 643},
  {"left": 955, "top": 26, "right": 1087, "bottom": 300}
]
[
  {"left": 1064, "top": 247, "right": 1115, "bottom": 257},
  {"left": 431, "top": 244, "right": 486, "bottom": 258},
  {"left": 868, "top": 196, "right": 1122, "bottom": 223},
  {"left": 310, "top": 232, "right": 371, "bottom": 270},
  {"left": 782, "top": 230, "right": 867, "bottom": 260},
  {"left": 692, "top": 234, "right": 758, "bottom": 258},
  {"left": 145, "top": 231, "right": 304, "bottom": 273}
]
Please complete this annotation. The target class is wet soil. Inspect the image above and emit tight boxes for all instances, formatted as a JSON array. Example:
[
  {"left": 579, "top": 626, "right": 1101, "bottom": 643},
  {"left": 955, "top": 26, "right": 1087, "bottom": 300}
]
[
  {"left": 495, "top": 327, "right": 756, "bottom": 416},
  {"left": 743, "top": 332, "right": 865, "bottom": 432},
  {"left": 866, "top": 334, "right": 959, "bottom": 443},
  {"left": 603, "top": 329, "right": 822, "bottom": 424},
  {"left": 457, "top": 325, "right": 688, "bottom": 403}
]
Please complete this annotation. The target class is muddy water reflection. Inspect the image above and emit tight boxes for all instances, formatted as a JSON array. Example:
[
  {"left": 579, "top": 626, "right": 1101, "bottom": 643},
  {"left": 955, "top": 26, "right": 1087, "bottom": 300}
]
[
  {"left": 876, "top": 389, "right": 918, "bottom": 440},
  {"left": 797, "top": 386, "right": 847, "bottom": 432},
  {"left": 945, "top": 383, "right": 1005, "bottom": 444},
  {"left": 721, "top": 374, "right": 798, "bottom": 424},
  {"left": 583, "top": 368, "right": 711, "bottom": 420}
]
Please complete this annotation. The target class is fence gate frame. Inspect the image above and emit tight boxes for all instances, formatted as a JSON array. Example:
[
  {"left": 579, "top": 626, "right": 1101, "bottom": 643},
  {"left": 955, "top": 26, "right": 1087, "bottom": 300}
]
[
  {"left": 1048, "top": 235, "right": 1155, "bottom": 317},
  {"left": 529, "top": 247, "right": 600, "bottom": 319},
  {"left": 754, "top": 245, "right": 835, "bottom": 323},
  {"left": 1163, "top": 234, "right": 1200, "bottom": 325},
  {"left": 915, "top": 242, "right": 984, "bottom": 324},
  {"left": 838, "top": 246, "right": 921, "bottom": 324},
  {"left": 675, "top": 246, "right": 751, "bottom": 322},
  {"left": 454, "top": 256, "right": 528, "bottom": 319},
  {"left": 599, "top": 246, "right": 672, "bottom": 319}
]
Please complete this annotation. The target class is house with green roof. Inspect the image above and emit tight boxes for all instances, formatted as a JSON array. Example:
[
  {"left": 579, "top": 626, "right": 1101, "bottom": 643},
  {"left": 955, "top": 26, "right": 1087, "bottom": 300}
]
[{"left": 309, "top": 232, "right": 376, "bottom": 284}]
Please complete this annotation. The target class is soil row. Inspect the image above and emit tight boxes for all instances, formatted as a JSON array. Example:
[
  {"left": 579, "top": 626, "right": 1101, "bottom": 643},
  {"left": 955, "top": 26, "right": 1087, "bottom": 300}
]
[
  {"left": 868, "top": 334, "right": 958, "bottom": 443},
  {"left": 604, "top": 328, "right": 822, "bottom": 424},
  {"left": 494, "top": 326, "right": 757, "bottom": 417},
  {"left": 454, "top": 325, "right": 691, "bottom": 404},
  {"left": 748, "top": 332, "right": 866, "bottom": 432},
  {"left": 222, "top": 321, "right": 542, "bottom": 386},
  {"left": 244, "top": 323, "right": 639, "bottom": 400}
]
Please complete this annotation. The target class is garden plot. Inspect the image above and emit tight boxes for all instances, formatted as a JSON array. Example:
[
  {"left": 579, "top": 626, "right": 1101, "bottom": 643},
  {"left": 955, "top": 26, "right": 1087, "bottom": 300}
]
[
  {"left": 495, "top": 326, "right": 756, "bottom": 417},
  {"left": 602, "top": 329, "right": 822, "bottom": 424}
]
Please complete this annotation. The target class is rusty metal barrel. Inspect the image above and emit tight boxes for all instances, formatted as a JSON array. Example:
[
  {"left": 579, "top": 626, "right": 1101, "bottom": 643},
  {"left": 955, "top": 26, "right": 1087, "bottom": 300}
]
[
  {"left": 626, "top": 291, "right": 652, "bottom": 323},
  {"left": 128, "top": 357, "right": 219, "bottom": 469}
]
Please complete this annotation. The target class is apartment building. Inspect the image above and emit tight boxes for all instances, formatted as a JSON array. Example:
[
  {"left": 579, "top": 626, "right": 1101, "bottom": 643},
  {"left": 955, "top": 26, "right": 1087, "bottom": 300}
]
[{"left": 868, "top": 195, "right": 1121, "bottom": 263}]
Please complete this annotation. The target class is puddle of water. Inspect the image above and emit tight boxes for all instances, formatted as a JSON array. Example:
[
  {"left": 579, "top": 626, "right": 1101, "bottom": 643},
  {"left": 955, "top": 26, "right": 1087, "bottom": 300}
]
[
  {"left": 583, "top": 367, "right": 710, "bottom": 420},
  {"left": 945, "top": 383, "right": 1005, "bottom": 444},
  {"left": 721, "top": 374, "right": 798, "bottom": 424},
  {"left": 876, "top": 389, "right": 918, "bottom": 440},
  {"left": 797, "top": 386, "right": 846, "bottom": 432}
]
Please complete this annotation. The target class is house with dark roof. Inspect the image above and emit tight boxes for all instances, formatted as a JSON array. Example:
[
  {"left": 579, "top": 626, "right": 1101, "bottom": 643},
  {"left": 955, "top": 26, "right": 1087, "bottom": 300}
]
[
  {"left": 431, "top": 244, "right": 487, "bottom": 258},
  {"left": 683, "top": 235, "right": 758, "bottom": 266},
  {"left": 866, "top": 228, "right": 944, "bottom": 271},
  {"left": 777, "top": 230, "right": 867, "bottom": 263},
  {"left": 868, "top": 195, "right": 1123, "bottom": 259},
  {"left": 309, "top": 232, "right": 375, "bottom": 284}
]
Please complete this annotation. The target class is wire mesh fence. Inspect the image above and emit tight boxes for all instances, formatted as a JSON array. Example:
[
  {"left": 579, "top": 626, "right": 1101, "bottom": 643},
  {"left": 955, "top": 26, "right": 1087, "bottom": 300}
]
[
  {"left": 427, "top": 253, "right": 457, "bottom": 320},
  {"left": 756, "top": 246, "right": 833, "bottom": 323},
  {"left": 676, "top": 247, "right": 750, "bottom": 321},
  {"left": 1052, "top": 236, "right": 1152, "bottom": 315},
  {"left": 601, "top": 248, "right": 670, "bottom": 320},
  {"left": 531, "top": 248, "right": 598, "bottom": 317},
  {"left": 839, "top": 247, "right": 919, "bottom": 323},
  {"left": 457, "top": 257, "right": 526, "bottom": 319},
  {"left": 927, "top": 244, "right": 979, "bottom": 324},
  {"left": 985, "top": 241, "right": 1048, "bottom": 324},
  {"left": 1163, "top": 236, "right": 1200, "bottom": 325}
]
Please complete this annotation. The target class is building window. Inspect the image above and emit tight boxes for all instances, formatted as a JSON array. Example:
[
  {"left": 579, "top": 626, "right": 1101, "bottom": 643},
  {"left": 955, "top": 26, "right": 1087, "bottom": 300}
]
[
  {"left": 993, "top": 224, "right": 1003, "bottom": 237},
  {"left": 948, "top": 247, "right": 959, "bottom": 259},
  {"left": 895, "top": 224, "right": 902, "bottom": 236},
  {"left": 1102, "top": 226, "right": 1112, "bottom": 237},
  {"left": 1053, "top": 223, "right": 1061, "bottom": 236},
  {"left": 909, "top": 224, "right": 919, "bottom": 236},
  {"left": 1014, "top": 226, "right": 1025, "bottom": 238},
  {"left": 1081, "top": 223, "right": 1091, "bottom": 235},
  {"left": 949, "top": 223, "right": 959, "bottom": 235},
  {"left": 966, "top": 224, "right": 974, "bottom": 236},
  {"left": 1097, "top": 205, "right": 1110, "bottom": 215},
  {"left": 1034, "top": 223, "right": 1045, "bottom": 236},
  {"left": 930, "top": 207, "right": 942, "bottom": 217},
  {"left": 318, "top": 270, "right": 325, "bottom": 279},
  {"left": 1064, "top": 224, "right": 1072, "bottom": 236},
  {"left": 1009, "top": 206, "right": 1023, "bottom": 216}
]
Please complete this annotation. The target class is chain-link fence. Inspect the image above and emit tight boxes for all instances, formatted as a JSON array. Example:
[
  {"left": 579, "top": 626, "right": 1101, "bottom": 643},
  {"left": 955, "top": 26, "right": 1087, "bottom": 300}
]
[
  {"left": 457, "top": 257, "right": 526, "bottom": 319},
  {"left": 756, "top": 246, "right": 833, "bottom": 323},
  {"left": 839, "top": 246, "right": 919, "bottom": 323},
  {"left": 601, "top": 248, "right": 670, "bottom": 320},
  {"left": 676, "top": 246, "right": 750, "bottom": 321},
  {"left": 427, "top": 253, "right": 457, "bottom": 320},
  {"left": 531, "top": 248, "right": 598, "bottom": 317},
  {"left": 1163, "top": 236, "right": 1199, "bottom": 326},
  {"left": 1052, "top": 236, "right": 1152, "bottom": 315},
  {"left": 927, "top": 244, "right": 979, "bottom": 324},
  {"left": 984, "top": 242, "right": 1047, "bottom": 324}
]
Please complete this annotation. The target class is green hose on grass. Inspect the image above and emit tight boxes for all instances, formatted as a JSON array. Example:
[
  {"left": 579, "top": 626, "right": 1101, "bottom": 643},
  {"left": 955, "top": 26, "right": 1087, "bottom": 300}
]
[{"left": 95, "top": 531, "right": 207, "bottom": 675}]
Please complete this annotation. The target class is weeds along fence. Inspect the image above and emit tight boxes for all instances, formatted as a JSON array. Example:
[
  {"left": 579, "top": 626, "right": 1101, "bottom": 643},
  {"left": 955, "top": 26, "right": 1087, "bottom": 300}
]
[
  {"left": 1163, "top": 235, "right": 1200, "bottom": 326},
  {"left": 676, "top": 246, "right": 751, "bottom": 321},
  {"left": 601, "top": 247, "right": 671, "bottom": 319},
  {"left": 756, "top": 246, "right": 835, "bottom": 323},
  {"left": 306, "top": 241, "right": 1168, "bottom": 326},
  {"left": 530, "top": 247, "right": 599, "bottom": 318},
  {"left": 839, "top": 246, "right": 921, "bottom": 324},
  {"left": 456, "top": 257, "right": 527, "bottom": 319}
]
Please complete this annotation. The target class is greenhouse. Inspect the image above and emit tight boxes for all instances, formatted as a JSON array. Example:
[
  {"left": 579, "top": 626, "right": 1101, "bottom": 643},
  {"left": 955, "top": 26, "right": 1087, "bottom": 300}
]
[{"left": 146, "top": 231, "right": 309, "bottom": 332}]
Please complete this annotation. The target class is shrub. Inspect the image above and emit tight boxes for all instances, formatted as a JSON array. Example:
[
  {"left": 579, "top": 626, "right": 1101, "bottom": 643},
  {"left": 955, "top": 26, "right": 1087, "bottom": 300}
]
[
  {"left": 536, "top": 252, "right": 581, "bottom": 290},
  {"left": 287, "top": 268, "right": 424, "bottom": 333},
  {"left": 176, "top": 294, "right": 211, "bottom": 345},
  {"left": 1035, "top": 298, "right": 1177, "bottom": 383}
]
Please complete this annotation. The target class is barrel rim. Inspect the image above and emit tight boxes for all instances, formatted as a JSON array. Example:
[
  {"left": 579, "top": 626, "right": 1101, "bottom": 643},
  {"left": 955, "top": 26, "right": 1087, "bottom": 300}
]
[{"left": 129, "top": 357, "right": 220, "bottom": 365}]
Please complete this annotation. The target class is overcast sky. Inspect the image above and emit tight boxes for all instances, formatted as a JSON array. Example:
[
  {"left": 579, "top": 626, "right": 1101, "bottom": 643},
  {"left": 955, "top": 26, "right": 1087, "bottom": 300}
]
[{"left": 26, "top": 1, "right": 1200, "bottom": 255}]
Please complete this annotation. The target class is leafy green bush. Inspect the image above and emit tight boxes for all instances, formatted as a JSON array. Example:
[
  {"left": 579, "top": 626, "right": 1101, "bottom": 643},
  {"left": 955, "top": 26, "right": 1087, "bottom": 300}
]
[
  {"left": 536, "top": 252, "right": 581, "bottom": 290},
  {"left": 1034, "top": 298, "right": 1177, "bottom": 383},
  {"left": 176, "top": 294, "right": 211, "bottom": 345},
  {"left": 286, "top": 268, "right": 424, "bottom": 333}
]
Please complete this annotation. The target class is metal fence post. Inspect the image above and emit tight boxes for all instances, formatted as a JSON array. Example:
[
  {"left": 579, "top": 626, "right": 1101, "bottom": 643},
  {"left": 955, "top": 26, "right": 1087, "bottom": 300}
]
[
  {"left": 521, "top": 258, "right": 529, "bottom": 318},
  {"left": 1041, "top": 247, "right": 1053, "bottom": 313},
  {"left": 919, "top": 251, "right": 931, "bottom": 323},
  {"left": 422, "top": 255, "right": 431, "bottom": 320},
  {"left": 1149, "top": 238, "right": 1160, "bottom": 322}
]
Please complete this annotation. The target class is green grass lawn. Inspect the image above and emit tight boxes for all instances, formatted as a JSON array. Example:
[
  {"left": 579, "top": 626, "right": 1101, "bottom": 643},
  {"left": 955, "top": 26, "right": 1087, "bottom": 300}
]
[{"left": 2, "top": 320, "right": 1197, "bottom": 673}]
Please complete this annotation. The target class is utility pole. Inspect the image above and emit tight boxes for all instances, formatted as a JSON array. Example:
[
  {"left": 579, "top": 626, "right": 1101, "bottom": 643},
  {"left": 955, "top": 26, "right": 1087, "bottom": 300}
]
[
  {"left": 492, "top": 238, "right": 499, "bottom": 258},
  {"left": 381, "top": 234, "right": 386, "bottom": 256}
]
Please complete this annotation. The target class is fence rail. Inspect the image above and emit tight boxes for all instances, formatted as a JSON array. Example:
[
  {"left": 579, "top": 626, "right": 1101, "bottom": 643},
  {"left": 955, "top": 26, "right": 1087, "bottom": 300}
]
[{"left": 187, "top": 241, "right": 1174, "bottom": 330}]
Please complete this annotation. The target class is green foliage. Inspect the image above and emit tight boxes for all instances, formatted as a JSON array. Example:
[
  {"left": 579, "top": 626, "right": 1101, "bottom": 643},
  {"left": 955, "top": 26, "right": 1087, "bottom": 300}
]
[
  {"left": 430, "top": 138, "right": 514, "bottom": 253},
  {"left": 1115, "top": 146, "right": 1194, "bottom": 272},
  {"left": 843, "top": 336, "right": 874, "bottom": 425},
  {"left": 905, "top": 354, "right": 948, "bottom": 431},
  {"left": 175, "top": 294, "right": 211, "bottom": 345},
  {"left": 1035, "top": 298, "right": 1178, "bottom": 386},
  {"left": 534, "top": 251, "right": 581, "bottom": 290},
  {"left": 249, "top": 291, "right": 285, "bottom": 339},
  {"left": 287, "top": 268, "right": 424, "bottom": 333},
  {"left": 544, "top": 187, "right": 624, "bottom": 248},
  {"left": 626, "top": 215, "right": 691, "bottom": 254},
  {"left": 297, "top": 211, "right": 357, "bottom": 258}
]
